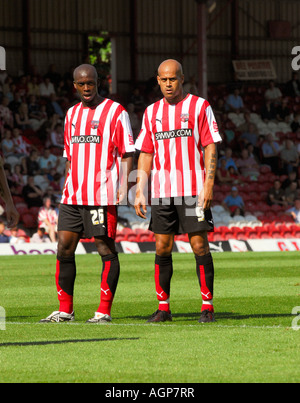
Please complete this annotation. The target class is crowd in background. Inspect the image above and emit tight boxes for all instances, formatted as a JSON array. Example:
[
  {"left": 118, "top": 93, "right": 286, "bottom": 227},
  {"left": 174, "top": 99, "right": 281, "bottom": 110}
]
[{"left": 0, "top": 64, "right": 300, "bottom": 244}]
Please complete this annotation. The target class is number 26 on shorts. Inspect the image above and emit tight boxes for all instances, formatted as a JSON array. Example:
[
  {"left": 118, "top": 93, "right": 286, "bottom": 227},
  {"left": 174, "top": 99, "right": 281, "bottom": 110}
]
[{"left": 90, "top": 208, "right": 104, "bottom": 226}]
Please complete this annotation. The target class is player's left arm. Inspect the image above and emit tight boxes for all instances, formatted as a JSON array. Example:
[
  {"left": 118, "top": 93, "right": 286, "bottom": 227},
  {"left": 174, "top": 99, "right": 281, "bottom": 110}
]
[{"left": 200, "top": 143, "right": 218, "bottom": 210}]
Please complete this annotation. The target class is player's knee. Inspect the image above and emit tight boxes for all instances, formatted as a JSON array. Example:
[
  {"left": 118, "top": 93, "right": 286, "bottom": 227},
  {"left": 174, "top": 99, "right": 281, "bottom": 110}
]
[
  {"left": 190, "top": 233, "right": 210, "bottom": 256},
  {"left": 155, "top": 236, "right": 173, "bottom": 256}
]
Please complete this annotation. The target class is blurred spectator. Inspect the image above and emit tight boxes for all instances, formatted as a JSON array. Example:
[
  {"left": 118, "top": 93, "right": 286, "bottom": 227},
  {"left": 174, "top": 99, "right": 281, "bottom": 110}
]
[
  {"left": 286, "top": 199, "right": 300, "bottom": 224},
  {"left": 27, "top": 76, "right": 40, "bottom": 97},
  {"left": 49, "top": 173, "right": 62, "bottom": 202},
  {"left": 12, "top": 127, "right": 31, "bottom": 158},
  {"left": 14, "top": 102, "right": 31, "bottom": 130},
  {"left": 8, "top": 90, "right": 22, "bottom": 114},
  {"left": 267, "top": 179, "right": 286, "bottom": 206},
  {"left": 285, "top": 72, "right": 300, "bottom": 97},
  {"left": 276, "top": 98, "right": 291, "bottom": 122},
  {"left": 9, "top": 227, "right": 26, "bottom": 244},
  {"left": 22, "top": 175, "right": 44, "bottom": 208},
  {"left": 127, "top": 103, "right": 141, "bottom": 140},
  {"left": 290, "top": 113, "right": 300, "bottom": 133},
  {"left": 37, "top": 196, "right": 58, "bottom": 243},
  {"left": 280, "top": 139, "right": 299, "bottom": 175},
  {"left": 281, "top": 171, "right": 298, "bottom": 190},
  {"left": 264, "top": 80, "right": 282, "bottom": 105},
  {"left": 183, "top": 75, "right": 199, "bottom": 96},
  {"left": 216, "top": 158, "right": 234, "bottom": 184},
  {"left": 46, "top": 64, "right": 62, "bottom": 88},
  {"left": 49, "top": 121, "right": 64, "bottom": 151},
  {"left": 1, "top": 129, "right": 15, "bottom": 158},
  {"left": 213, "top": 98, "right": 227, "bottom": 121},
  {"left": 39, "top": 76, "right": 56, "bottom": 98},
  {"left": 239, "top": 122, "right": 259, "bottom": 148},
  {"left": 38, "top": 148, "right": 58, "bottom": 175},
  {"left": 28, "top": 94, "right": 47, "bottom": 130},
  {"left": 218, "top": 146, "right": 238, "bottom": 172},
  {"left": 222, "top": 186, "right": 245, "bottom": 217},
  {"left": 0, "top": 96, "right": 14, "bottom": 129},
  {"left": 129, "top": 87, "right": 145, "bottom": 112},
  {"left": 261, "top": 100, "right": 277, "bottom": 122},
  {"left": 284, "top": 181, "right": 300, "bottom": 205},
  {"left": 0, "top": 221, "right": 9, "bottom": 243},
  {"left": 225, "top": 88, "right": 244, "bottom": 113},
  {"left": 31, "top": 227, "right": 51, "bottom": 243},
  {"left": 16, "top": 75, "right": 28, "bottom": 98},
  {"left": 9, "top": 163, "right": 25, "bottom": 194},
  {"left": 21, "top": 149, "right": 41, "bottom": 176},
  {"left": 235, "top": 148, "right": 260, "bottom": 180},
  {"left": 47, "top": 94, "right": 64, "bottom": 119},
  {"left": 261, "top": 133, "right": 281, "bottom": 173},
  {"left": 2, "top": 76, "right": 14, "bottom": 100}
]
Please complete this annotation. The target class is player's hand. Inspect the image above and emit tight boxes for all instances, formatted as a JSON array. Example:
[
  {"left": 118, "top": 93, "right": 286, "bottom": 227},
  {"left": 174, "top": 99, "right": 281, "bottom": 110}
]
[
  {"left": 6, "top": 204, "right": 20, "bottom": 228},
  {"left": 116, "top": 188, "right": 126, "bottom": 205},
  {"left": 134, "top": 191, "right": 147, "bottom": 219},
  {"left": 198, "top": 186, "right": 213, "bottom": 210}
]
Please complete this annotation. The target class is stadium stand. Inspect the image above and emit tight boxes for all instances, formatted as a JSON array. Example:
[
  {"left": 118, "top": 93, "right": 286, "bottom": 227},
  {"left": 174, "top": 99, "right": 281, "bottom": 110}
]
[{"left": 0, "top": 68, "right": 300, "bottom": 243}]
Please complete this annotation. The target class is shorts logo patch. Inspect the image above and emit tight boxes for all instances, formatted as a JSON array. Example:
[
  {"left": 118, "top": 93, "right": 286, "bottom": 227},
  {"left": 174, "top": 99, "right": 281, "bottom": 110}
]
[{"left": 195, "top": 207, "right": 205, "bottom": 222}]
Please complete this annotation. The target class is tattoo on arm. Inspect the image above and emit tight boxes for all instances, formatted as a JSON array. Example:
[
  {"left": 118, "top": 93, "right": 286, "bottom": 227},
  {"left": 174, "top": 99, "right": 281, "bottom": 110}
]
[{"left": 207, "top": 152, "right": 217, "bottom": 180}]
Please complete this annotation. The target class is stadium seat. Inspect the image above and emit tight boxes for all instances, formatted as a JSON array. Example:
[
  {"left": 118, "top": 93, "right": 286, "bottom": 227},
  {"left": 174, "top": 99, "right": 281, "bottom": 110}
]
[
  {"left": 270, "top": 204, "right": 283, "bottom": 213},
  {"left": 138, "top": 233, "right": 154, "bottom": 242},
  {"left": 260, "top": 165, "right": 272, "bottom": 174},
  {"left": 115, "top": 233, "right": 125, "bottom": 243},
  {"left": 29, "top": 206, "right": 40, "bottom": 216},
  {"left": 175, "top": 234, "right": 189, "bottom": 242},
  {"left": 248, "top": 230, "right": 259, "bottom": 239},
  {"left": 21, "top": 213, "right": 37, "bottom": 228},
  {"left": 16, "top": 204, "right": 29, "bottom": 215},
  {"left": 125, "top": 233, "right": 138, "bottom": 242},
  {"left": 260, "top": 231, "right": 272, "bottom": 239}
]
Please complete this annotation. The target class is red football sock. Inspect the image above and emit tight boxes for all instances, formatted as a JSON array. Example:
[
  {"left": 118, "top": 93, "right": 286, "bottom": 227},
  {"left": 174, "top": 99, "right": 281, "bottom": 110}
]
[
  {"left": 97, "top": 254, "right": 120, "bottom": 316},
  {"left": 155, "top": 254, "right": 173, "bottom": 313},
  {"left": 55, "top": 256, "right": 76, "bottom": 314},
  {"left": 195, "top": 253, "right": 214, "bottom": 312}
]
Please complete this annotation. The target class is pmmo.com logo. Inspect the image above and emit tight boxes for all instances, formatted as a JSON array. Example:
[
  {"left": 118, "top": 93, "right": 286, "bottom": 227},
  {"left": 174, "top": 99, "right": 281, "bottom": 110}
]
[{"left": 0, "top": 306, "right": 6, "bottom": 330}]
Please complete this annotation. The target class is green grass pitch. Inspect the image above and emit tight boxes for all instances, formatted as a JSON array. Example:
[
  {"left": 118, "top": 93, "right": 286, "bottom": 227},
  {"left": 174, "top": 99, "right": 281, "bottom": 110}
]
[{"left": 0, "top": 251, "right": 299, "bottom": 383}]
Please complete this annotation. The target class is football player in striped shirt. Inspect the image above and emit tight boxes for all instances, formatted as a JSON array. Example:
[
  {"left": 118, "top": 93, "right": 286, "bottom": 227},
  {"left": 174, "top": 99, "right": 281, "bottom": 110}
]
[
  {"left": 40, "top": 64, "right": 135, "bottom": 324},
  {"left": 135, "top": 59, "right": 222, "bottom": 323}
]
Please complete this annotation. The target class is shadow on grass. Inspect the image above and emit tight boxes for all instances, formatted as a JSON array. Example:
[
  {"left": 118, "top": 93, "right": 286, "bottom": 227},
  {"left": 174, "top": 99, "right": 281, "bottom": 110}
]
[
  {"left": 122, "top": 311, "right": 292, "bottom": 322},
  {"left": 0, "top": 337, "right": 139, "bottom": 347}
]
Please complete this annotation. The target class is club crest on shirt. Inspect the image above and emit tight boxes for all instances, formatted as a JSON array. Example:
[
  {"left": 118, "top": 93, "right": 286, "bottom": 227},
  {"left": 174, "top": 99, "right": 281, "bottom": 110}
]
[
  {"left": 180, "top": 113, "right": 189, "bottom": 123},
  {"left": 91, "top": 120, "right": 99, "bottom": 129}
]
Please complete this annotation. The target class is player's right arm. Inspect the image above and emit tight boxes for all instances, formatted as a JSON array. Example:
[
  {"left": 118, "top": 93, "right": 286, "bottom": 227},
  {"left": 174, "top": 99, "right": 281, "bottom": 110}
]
[
  {"left": 134, "top": 151, "right": 153, "bottom": 219},
  {"left": 0, "top": 156, "right": 19, "bottom": 227}
]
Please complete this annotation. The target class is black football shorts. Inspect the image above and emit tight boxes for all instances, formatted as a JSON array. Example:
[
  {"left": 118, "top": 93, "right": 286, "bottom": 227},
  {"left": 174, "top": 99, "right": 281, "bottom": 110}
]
[
  {"left": 58, "top": 204, "right": 117, "bottom": 239},
  {"left": 149, "top": 196, "right": 214, "bottom": 235}
]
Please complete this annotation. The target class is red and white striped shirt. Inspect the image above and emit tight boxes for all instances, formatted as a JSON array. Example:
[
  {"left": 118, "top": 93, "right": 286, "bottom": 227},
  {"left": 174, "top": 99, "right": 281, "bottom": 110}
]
[
  {"left": 135, "top": 94, "right": 222, "bottom": 198},
  {"left": 61, "top": 99, "right": 135, "bottom": 206}
]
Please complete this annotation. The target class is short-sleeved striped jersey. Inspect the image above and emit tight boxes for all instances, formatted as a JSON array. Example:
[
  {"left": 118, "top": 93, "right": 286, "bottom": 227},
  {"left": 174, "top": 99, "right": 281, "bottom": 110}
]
[
  {"left": 135, "top": 94, "right": 222, "bottom": 199},
  {"left": 60, "top": 99, "right": 135, "bottom": 206}
]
